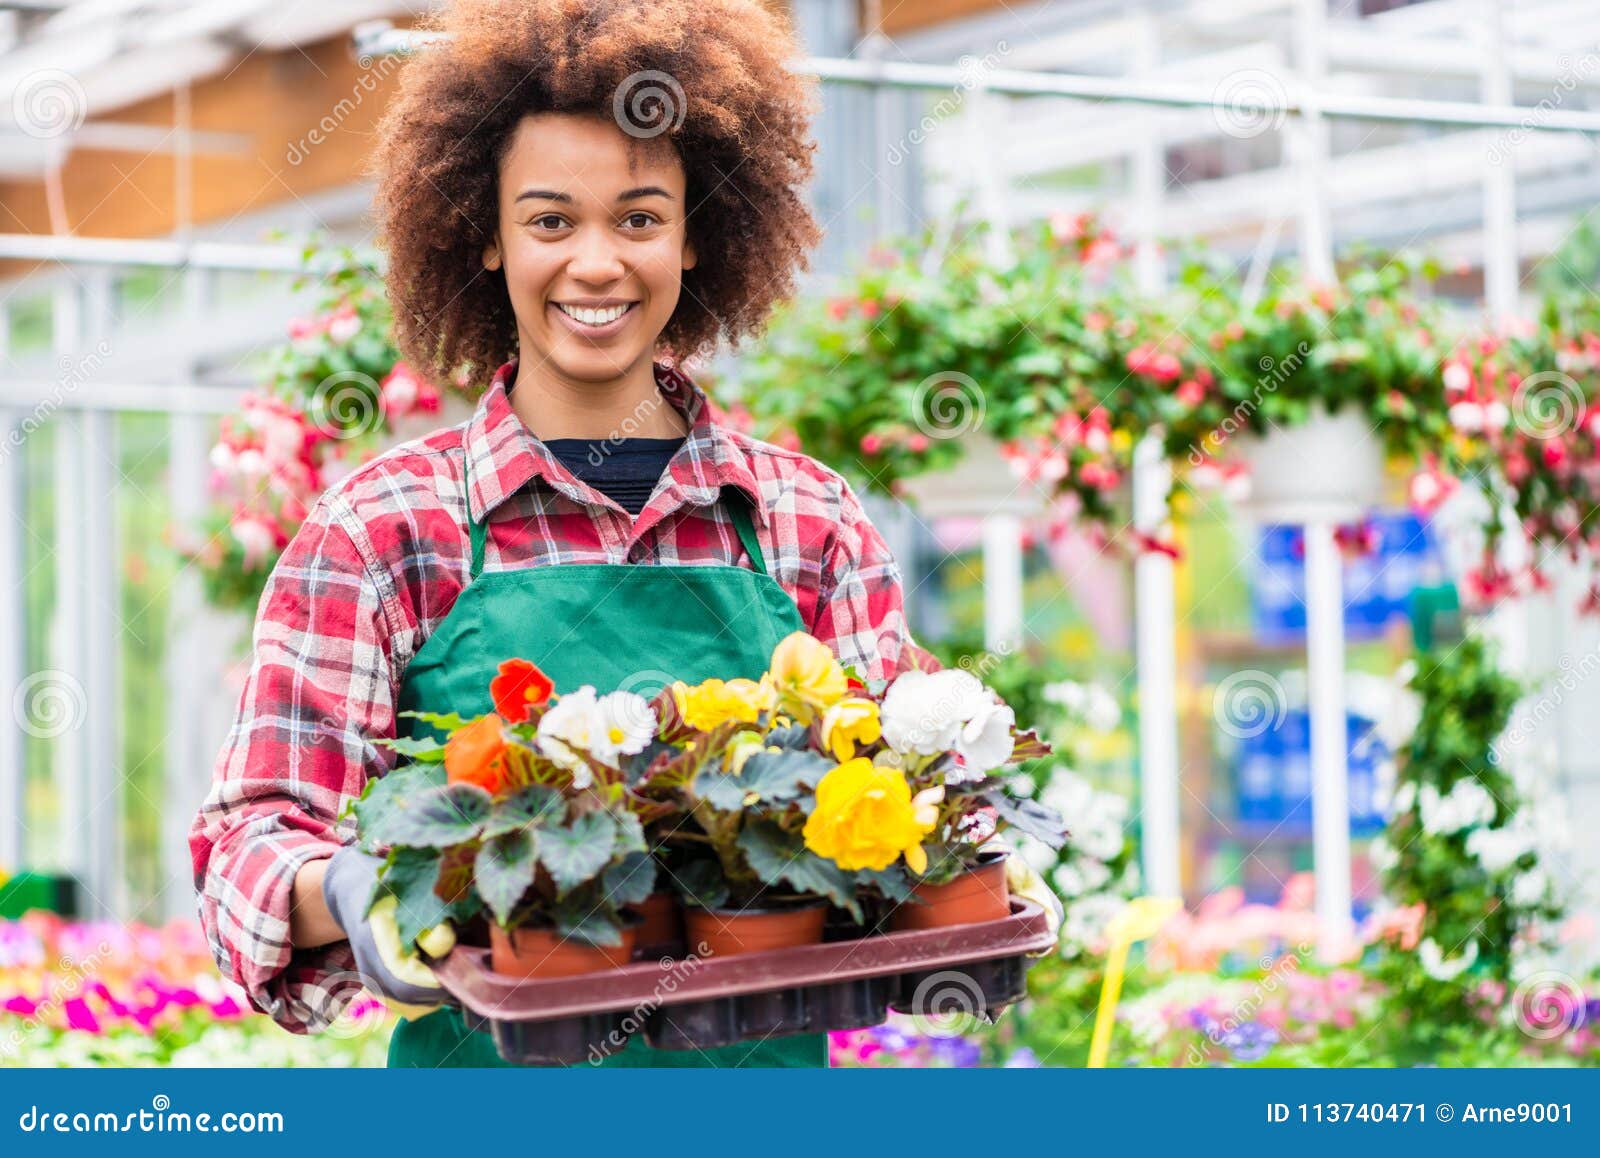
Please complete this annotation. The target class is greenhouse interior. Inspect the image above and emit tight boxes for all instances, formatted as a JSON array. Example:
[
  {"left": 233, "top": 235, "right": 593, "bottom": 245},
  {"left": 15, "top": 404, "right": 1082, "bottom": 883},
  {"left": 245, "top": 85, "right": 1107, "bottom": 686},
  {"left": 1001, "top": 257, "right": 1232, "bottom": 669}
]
[{"left": 1, "top": 0, "right": 1599, "bottom": 1071}]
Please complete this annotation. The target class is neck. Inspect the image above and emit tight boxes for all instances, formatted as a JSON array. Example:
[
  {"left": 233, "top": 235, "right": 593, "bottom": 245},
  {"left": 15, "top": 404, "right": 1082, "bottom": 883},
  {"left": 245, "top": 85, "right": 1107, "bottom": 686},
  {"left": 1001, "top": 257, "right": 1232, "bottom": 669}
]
[{"left": 508, "top": 354, "right": 690, "bottom": 441}]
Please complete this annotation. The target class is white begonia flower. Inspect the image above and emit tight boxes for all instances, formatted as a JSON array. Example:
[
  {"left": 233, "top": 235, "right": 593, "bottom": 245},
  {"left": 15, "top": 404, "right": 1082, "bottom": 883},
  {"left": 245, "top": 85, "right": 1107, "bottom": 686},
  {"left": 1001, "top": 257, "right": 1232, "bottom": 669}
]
[
  {"left": 537, "top": 687, "right": 656, "bottom": 785},
  {"left": 1465, "top": 825, "right": 1528, "bottom": 874},
  {"left": 1041, "top": 767, "right": 1095, "bottom": 820},
  {"left": 590, "top": 689, "right": 656, "bottom": 765},
  {"left": 1418, "top": 937, "right": 1479, "bottom": 982},
  {"left": 1367, "top": 835, "right": 1397, "bottom": 874},
  {"left": 1392, "top": 780, "right": 1417, "bottom": 814},
  {"left": 1510, "top": 869, "right": 1548, "bottom": 908},
  {"left": 1418, "top": 779, "right": 1496, "bottom": 835},
  {"left": 880, "top": 668, "right": 1014, "bottom": 777},
  {"left": 1076, "top": 811, "right": 1125, "bottom": 862},
  {"left": 536, "top": 686, "right": 602, "bottom": 787}
]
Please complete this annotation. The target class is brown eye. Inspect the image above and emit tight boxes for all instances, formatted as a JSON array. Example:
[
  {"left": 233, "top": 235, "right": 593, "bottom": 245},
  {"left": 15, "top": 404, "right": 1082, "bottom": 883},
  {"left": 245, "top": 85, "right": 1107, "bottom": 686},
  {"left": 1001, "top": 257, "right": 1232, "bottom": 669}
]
[
  {"left": 623, "top": 212, "right": 656, "bottom": 229},
  {"left": 531, "top": 214, "right": 566, "bottom": 230}
]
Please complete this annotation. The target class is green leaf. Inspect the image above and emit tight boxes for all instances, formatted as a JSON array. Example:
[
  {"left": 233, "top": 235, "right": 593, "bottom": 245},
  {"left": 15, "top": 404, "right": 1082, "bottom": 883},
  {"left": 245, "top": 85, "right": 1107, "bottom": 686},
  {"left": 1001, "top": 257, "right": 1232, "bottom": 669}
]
[
  {"left": 475, "top": 830, "right": 539, "bottom": 925},
  {"left": 351, "top": 762, "right": 446, "bottom": 847},
  {"left": 481, "top": 784, "right": 565, "bottom": 838},
  {"left": 857, "top": 865, "right": 916, "bottom": 903},
  {"left": 604, "top": 851, "right": 659, "bottom": 908},
  {"left": 397, "top": 709, "right": 470, "bottom": 732},
  {"left": 612, "top": 808, "right": 648, "bottom": 854},
  {"left": 378, "top": 846, "right": 452, "bottom": 947},
  {"left": 379, "top": 783, "right": 492, "bottom": 848},
  {"left": 982, "top": 789, "right": 1069, "bottom": 849},
  {"left": 695, "top": 748, "right": 831, "bottom": 810},
  {"left": 372, "top": 734, "right": 447, "bottom": 763},
  {"left": 553, "top": 900, "right": 626, "bottom": 948},
  {"left": 672, "top": 858, "right": 730, "bottom": 909},
  {"left": 737, "top": 821, "right": 861, "bottom": 921},
  {"left": 537, "top": 811, "right": 618, "bottom": 897}
]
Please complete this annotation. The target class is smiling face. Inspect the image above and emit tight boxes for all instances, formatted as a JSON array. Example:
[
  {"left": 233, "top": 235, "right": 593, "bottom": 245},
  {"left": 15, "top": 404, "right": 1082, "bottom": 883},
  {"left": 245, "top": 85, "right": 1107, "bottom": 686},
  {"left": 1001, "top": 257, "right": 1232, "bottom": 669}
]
[{"left": 482, "top": 112, "right": 698, "bottom": 388}]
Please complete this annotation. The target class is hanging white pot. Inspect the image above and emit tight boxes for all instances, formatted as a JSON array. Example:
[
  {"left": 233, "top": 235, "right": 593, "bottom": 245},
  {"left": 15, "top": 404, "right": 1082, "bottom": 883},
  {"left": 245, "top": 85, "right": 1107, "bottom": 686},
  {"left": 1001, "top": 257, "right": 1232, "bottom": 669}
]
[
  {"left": 1235, "top": 403, "right": 1384, "bottom": 523},
  {"left": 896, "top": 434, "right": 1048, "bottom": 518}
]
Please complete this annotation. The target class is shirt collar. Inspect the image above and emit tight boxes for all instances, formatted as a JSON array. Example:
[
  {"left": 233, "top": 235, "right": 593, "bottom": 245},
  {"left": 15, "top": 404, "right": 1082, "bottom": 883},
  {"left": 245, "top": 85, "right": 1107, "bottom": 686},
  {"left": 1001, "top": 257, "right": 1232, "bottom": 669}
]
[{"left": 463, "top": 358, "right": 766, "bottom": 527}]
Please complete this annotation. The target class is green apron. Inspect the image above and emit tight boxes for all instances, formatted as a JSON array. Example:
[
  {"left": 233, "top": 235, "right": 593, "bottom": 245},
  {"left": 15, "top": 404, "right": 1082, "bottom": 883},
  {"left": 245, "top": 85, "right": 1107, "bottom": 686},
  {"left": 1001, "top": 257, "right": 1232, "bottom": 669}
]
[{"left": 387, "top": 485, "right": 827, "bottom": 1069}]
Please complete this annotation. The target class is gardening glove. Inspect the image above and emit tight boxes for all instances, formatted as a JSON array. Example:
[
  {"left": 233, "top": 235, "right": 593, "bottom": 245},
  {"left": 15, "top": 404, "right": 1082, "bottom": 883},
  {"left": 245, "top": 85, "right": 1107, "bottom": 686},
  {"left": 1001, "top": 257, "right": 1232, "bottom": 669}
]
[
  {"left": 322, "top": 845, "right": 455, "bottom": 1020},
  {"left": 984, "top": 839, "right": 1064, "bottom": 952}
]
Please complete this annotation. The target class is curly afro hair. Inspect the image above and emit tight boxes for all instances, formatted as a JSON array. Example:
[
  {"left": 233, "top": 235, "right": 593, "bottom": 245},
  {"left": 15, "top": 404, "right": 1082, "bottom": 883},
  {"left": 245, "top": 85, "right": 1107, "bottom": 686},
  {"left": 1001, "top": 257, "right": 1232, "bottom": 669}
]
[{"left": 368, "top": 0, "right": 823, "bottom": 389}]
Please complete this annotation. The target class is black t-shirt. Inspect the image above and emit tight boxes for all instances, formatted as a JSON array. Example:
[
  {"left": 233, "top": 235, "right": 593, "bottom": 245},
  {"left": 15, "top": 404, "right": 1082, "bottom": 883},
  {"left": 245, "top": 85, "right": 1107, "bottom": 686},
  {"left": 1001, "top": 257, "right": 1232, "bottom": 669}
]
[{"left": 543, "top": 437, "right": 686, "bottom": 517}]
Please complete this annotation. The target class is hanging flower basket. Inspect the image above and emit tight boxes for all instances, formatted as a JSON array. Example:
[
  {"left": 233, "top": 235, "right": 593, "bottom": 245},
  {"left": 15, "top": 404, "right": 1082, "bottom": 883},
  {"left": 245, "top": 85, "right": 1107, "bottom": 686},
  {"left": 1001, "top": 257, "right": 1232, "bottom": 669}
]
[
  {"left": 896, "top": 435, "right": 1049, "bottom": 518},
  {"left": 1236, "top": 404, "right": 1386, "bottom": 523}
]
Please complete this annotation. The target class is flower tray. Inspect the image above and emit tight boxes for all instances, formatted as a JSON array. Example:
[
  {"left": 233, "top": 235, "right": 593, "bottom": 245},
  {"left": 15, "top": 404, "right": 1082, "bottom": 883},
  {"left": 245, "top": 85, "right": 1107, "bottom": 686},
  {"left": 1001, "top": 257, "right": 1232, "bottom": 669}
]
[{"left": 427, "top": 898, "right": 1055, "bottom": 1065}]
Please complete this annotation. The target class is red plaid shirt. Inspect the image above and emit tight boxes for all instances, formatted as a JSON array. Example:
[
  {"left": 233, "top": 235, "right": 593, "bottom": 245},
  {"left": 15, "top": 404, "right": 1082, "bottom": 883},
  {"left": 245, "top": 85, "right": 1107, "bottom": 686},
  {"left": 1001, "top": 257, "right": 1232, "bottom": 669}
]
[{"left": 189, "top": 359, "right": 933, "bottom": 1033}]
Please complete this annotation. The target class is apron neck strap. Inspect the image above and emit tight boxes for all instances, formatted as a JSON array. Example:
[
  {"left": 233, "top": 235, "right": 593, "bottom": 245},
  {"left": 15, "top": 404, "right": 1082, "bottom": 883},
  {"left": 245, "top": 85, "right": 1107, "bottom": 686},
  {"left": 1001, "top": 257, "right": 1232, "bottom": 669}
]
[
  {"left": 727, "top": 487, "right": 769, "bottom": 578},
  {"left": 468, "top": 509, "right": 489, "bottom": 581},
  {"left": 467, "top": 488, "right": 767, "bottom": 581}
]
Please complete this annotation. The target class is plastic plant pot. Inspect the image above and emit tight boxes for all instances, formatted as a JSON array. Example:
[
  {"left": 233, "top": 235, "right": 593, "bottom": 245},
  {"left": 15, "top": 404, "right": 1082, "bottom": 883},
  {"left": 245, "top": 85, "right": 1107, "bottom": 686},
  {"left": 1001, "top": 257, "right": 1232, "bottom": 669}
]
[
  {"left": 626, "top": 891, "right": 685, "bottom": 960},
  {"left": 1236, "top": 403, "right": 1385, "bottom": 523},
  {"left": 489, "top": 923, "right": 638, "bottom": 979},
  {"left": 898, "top": 434, "right": 1048, "bottom": 518},
  {"left": 890, "top": 850, "right": 1010, "bottom": 932},
  {"left": 682, "top": 901, "right": 827, "bottom": 958}
]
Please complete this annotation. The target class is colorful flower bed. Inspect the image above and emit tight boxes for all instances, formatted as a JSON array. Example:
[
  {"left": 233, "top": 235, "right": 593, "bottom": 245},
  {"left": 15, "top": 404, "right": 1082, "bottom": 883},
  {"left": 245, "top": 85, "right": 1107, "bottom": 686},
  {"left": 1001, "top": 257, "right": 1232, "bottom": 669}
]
[{"left": 0, "top": 912, "right": 390, "bottom": 1067}]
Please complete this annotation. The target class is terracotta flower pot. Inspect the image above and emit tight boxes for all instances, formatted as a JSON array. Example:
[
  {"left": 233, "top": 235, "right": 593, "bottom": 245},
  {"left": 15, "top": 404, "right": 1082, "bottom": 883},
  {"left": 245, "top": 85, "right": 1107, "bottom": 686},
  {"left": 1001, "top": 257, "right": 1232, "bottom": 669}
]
[
  {"left": 489, "top": 923, "right": 637, "bottom": 979},
  {"left": 683, "top": 902, "right": 827, "bottom": 958},
  {"left": 626, "top": 890, "right": 685, "bottom": 959},
  {"left": 891, "top": 853, "right": 1010, "bottom": 932}
]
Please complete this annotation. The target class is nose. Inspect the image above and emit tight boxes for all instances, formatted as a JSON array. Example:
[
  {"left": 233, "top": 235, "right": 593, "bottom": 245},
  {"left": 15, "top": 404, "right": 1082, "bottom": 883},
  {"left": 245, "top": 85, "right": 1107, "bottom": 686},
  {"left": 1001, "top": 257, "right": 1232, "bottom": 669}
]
[{"left": 565, "top": 223, "right": 626, "bottom": 284}]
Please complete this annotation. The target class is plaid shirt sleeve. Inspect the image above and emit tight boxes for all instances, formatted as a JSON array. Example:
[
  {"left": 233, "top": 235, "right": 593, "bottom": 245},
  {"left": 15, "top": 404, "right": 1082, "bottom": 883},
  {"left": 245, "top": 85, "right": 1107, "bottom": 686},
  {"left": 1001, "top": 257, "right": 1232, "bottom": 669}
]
[
  {"left": 188, "top": 488, "right": 407, "bottom": 1034},
  {"left": 809, "top": 476, "right": 941, "bottom": 681}
]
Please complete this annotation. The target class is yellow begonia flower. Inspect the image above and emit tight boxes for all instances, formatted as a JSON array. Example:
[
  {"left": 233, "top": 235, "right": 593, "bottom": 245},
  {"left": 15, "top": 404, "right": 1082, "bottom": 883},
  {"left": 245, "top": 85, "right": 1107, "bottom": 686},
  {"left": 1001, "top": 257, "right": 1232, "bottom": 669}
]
[
  {"left": 803, "top": 757, "right": 937, "bottom": 874},
  {"left": 672, "top": 676, "right": 774, "bottom": 731},
  {"left": 724, "top": 730, "right": 770, "bottom": 776},
  {"left": 820, "top": 697, "right": 881, "bottom": 762},
  {"left": 769, "top": 631, "right": 848, "bottom": 724}
]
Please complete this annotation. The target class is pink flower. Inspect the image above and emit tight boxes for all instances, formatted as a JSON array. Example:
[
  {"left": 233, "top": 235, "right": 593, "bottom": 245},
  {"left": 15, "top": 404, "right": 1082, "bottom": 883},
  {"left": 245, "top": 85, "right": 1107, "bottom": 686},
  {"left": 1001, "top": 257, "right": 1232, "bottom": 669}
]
[
  {"left": 860, "top": 433, "right": 883, "bottom": 455},
  {"left": 325, "top": 305, "right": 360, "bottom": 344}
]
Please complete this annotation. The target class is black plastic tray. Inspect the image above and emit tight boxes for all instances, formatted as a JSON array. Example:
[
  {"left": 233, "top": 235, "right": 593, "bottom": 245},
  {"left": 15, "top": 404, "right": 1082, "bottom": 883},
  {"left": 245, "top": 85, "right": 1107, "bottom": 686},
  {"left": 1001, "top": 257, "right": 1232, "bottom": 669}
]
[{"left": 428, "top": 899, "right": 1053, "bottom": 1065}]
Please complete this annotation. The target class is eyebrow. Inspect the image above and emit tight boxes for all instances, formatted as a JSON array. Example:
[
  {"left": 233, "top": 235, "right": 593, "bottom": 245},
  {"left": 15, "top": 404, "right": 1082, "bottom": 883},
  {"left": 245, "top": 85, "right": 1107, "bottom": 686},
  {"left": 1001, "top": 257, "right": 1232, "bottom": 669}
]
[{"left": 513, "top": 185, "right": 676, "bottom": 204}]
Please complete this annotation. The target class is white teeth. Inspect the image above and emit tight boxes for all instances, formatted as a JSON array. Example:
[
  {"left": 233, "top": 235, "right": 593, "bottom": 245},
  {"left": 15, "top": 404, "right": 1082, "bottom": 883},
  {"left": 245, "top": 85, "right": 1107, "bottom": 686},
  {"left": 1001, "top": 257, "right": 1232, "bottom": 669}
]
[{"left": 556, "top": 303, "right": 631, "bottom": 326}]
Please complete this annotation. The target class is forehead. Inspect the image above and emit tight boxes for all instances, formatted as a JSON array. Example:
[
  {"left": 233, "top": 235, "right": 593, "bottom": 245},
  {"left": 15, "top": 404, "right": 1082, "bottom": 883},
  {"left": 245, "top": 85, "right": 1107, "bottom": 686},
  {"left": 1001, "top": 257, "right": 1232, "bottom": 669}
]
[{"left": 498, "top": 112, "right": 684, "bottom": 198}]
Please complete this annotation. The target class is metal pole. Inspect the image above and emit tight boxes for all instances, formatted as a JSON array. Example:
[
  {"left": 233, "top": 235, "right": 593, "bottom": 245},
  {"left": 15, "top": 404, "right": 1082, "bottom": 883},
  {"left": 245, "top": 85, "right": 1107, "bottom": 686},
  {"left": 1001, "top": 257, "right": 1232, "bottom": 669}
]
[
  {"left": 1294, "top": 0, "right": 1351, "bottom": 953},
  {"left": 49, "top": 285, "right": 86, "bottom": 891},
  {"left": 0, "top": 296, "right": 23, "bottom": 871},
  {"left": 1304, "top": 520, "right": 1353, "bottom": 953},
  {"left": 1130, "top": 4, "right": 1182, "bottom": 900},
  {"left": 79, "top": 270, "right": 121, "bottom": 918}
]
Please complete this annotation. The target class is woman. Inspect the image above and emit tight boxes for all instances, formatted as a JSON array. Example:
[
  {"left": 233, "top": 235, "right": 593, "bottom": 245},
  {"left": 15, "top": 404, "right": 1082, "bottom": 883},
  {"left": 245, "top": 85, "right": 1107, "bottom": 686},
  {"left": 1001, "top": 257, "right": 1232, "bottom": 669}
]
[{"left": 190, "top": 0, "right": 936, "bottom": 1068}]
